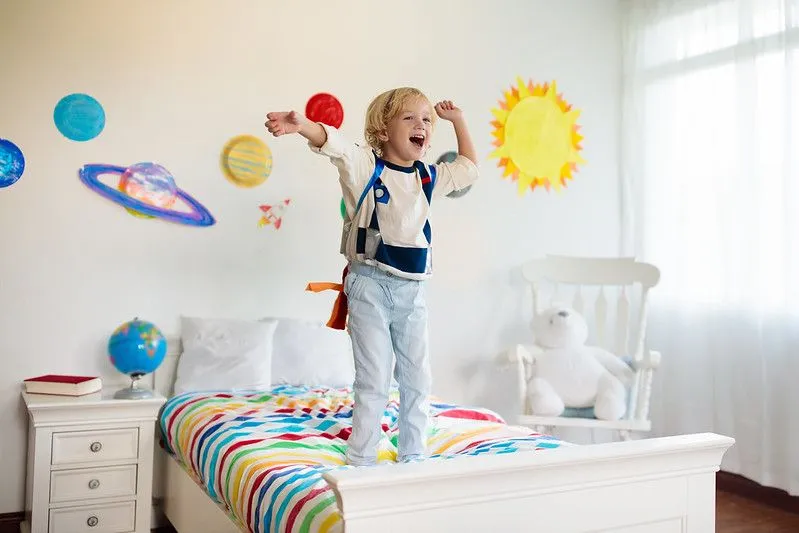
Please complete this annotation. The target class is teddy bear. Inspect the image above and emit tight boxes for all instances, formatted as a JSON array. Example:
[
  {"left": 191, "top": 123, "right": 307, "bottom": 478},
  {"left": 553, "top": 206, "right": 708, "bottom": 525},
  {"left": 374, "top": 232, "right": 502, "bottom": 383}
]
[{"left": 525, "top": 305, "right": 635, "bottom": 421}]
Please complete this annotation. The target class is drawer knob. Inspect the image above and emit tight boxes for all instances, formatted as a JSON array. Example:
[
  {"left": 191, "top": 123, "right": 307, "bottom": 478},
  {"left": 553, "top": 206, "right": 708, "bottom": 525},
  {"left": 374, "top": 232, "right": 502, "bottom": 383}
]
[
  {"left": 87, "top": 516, "right": 99, "bottom": 527},
  {"left": 88, "top": 478, "right": 100, "bottom": 490},
  {"left": 89, "top": 441, "right": 102, "bottom": 453}
]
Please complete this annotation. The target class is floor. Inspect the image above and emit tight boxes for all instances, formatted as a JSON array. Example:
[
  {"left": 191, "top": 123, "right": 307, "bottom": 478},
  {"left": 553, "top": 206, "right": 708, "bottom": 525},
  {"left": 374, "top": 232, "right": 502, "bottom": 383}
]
[
  {"left": 146, "top": 491, "right": 799, "bottom": 532},
  {"left": 716, "top": 490, "right": 799, "bottom": 532}
]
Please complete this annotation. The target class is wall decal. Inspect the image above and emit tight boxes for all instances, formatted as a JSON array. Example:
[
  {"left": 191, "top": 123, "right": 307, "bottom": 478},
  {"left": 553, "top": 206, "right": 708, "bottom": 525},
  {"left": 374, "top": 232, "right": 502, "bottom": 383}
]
[
  {"left": 489, "top": 78, "right": 585, "bottom": 195},
  {"left": 436, "top": 151, "right": 458, "bottom": 164},
  {"left": 53, "top": 93, "right": 106, "bottom": 142},
  {"left": 78, "top": 162, "right": 215, "bottom": 227},
  {"left": 436, "top": 150, "right": 472, "bottom": 198},
  {"left": 305, "top": 93, "right": 344, "bottom": 128},
  {"left": 258, "top": 198, "right": 291, "bottom": 229},
  {"left": 220, "top": 134, "right": 272, "bottom": 188},
  {"left": 0, "top": 138, "right": 25, "bottom": 188}
]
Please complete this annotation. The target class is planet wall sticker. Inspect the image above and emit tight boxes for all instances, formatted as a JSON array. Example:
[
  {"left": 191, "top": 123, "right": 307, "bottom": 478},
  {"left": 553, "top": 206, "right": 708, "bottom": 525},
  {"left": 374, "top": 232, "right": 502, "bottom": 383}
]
[
  {"left": 221, "top": 134, "right": 273, "bottom": 188},
  {"left": 54, "top": 93, "right": 106, "bottom": 142},
  {"left": 489, "top": 78, "right": 585, "bottom": 195},
  {"left": 436, "top": 150, "right": 472, "bottom": 198},
  {"left": 306, "top": 93, "right": 344, "bottom": 128},
  {"left": 0, "top": 139, "right": 25, "bottom": 188},
  {"left": 78, "top": 162, "right": 215, "bottom": 227}
]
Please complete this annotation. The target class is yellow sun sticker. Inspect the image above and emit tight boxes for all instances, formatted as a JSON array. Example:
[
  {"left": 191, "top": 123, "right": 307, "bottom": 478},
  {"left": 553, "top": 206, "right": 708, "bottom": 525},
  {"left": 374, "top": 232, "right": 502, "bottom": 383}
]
[{"left": 489, "top": 78, "right": 585, "bottom": 195}]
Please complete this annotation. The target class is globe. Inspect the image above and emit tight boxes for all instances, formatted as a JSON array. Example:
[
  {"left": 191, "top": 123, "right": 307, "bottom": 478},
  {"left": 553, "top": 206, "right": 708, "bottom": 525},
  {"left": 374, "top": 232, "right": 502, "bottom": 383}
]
[{"left": 108, "top": 317, "right": 167, "bottom": 399}]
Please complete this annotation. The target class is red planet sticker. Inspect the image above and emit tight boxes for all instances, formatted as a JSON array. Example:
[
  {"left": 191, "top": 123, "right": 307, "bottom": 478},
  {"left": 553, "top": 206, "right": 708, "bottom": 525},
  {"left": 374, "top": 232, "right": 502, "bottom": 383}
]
[{"left": 305, "top": 93, "right": 344, "bottom": 128}]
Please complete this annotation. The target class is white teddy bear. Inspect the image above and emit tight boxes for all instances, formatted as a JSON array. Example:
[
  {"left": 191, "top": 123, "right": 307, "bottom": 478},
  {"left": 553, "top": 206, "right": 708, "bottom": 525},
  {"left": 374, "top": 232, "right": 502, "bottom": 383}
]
[{"left": 526, "top": 306, "right": 635, "bottom": 421}]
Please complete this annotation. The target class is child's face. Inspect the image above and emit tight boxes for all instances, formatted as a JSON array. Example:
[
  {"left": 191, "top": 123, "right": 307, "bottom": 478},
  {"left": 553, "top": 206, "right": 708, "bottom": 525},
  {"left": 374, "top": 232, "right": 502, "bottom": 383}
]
[{"left": 381, "top": 97, "right": 434, "bottom": 164}]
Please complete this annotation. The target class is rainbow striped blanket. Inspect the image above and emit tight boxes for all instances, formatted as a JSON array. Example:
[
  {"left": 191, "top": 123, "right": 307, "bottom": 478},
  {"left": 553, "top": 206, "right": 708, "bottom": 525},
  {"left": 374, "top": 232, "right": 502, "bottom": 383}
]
[{"left": 159, "top": 384, "right": 566, "bottom": 533}]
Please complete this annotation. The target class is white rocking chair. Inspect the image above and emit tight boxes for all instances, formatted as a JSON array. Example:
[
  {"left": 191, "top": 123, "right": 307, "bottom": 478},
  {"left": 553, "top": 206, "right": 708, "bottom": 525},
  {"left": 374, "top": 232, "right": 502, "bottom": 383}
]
[{"left": 506, "top": 255, "right": 661, "bottom": 441}]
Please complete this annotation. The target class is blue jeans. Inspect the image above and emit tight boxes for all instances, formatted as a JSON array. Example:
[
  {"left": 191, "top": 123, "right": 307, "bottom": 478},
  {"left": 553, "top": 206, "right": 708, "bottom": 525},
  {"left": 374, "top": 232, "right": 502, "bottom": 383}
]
[{"left": 344, "top": 261, "right": 431, "bottom": 466}]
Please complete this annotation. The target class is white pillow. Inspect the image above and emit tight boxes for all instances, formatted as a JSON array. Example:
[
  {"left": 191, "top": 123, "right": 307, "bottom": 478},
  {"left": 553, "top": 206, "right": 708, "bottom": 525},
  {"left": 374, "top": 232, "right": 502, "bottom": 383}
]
[
  {"left": 173, "top": 316, "right": 277, "bottom": 395},
  {"left": 267, "top": 317, "right": 355, "bottom": 387}
]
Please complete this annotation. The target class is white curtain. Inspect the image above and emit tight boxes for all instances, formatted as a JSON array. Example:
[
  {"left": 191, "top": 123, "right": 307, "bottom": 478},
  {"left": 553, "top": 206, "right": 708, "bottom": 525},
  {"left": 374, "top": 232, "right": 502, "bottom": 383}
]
[{"left": 620, "top": 0, "right": 799, "bottom": 495}]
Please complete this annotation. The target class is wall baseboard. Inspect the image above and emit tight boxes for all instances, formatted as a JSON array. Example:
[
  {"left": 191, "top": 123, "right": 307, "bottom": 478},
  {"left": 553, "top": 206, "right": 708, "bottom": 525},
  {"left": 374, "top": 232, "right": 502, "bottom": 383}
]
[
  {"left": 0, "top": 512, "right": 23, "bottom": 533},
  {"left": 717, "top": 470, "right": 799, "bottom": 515}
]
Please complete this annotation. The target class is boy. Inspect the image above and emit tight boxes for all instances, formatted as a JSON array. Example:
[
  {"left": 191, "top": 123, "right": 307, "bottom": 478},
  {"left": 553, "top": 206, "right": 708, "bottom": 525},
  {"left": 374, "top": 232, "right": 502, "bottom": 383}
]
[{"left": 265, "top": 87, "right": 478, "bottom": 466}]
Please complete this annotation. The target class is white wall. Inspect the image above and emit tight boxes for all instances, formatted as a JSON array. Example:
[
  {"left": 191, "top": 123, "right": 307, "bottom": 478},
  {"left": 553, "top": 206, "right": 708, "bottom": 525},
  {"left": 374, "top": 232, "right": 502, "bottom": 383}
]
[{"left": 0, "top": 0, "right": 621, "bottom": 512}]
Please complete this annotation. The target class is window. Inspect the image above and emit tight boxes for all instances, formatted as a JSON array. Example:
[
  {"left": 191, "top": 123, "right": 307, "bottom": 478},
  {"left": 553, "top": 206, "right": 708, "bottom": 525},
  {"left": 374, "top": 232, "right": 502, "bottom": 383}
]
[{"left": 624, "top": 0, "right": 799, "bottom": 310}]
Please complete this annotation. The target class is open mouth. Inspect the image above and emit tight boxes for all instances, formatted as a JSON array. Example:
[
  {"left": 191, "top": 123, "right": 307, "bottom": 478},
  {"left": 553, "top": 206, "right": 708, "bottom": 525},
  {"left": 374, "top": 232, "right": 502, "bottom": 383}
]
[{"left": 410, "top": 135, "right": 425, "bottom": 148}]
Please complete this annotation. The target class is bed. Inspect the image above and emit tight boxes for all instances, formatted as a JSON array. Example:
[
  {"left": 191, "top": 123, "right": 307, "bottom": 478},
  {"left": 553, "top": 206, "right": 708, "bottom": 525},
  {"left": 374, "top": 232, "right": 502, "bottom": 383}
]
[{"left": 151, "top": 316, "right": 734, "bottom": 533}]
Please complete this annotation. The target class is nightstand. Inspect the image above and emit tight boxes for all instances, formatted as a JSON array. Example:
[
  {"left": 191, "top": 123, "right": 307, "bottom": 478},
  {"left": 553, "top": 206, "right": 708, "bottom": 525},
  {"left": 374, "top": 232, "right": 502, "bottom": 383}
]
[{"left": 20, "top": 389, "right": 166, "bottom": 533}]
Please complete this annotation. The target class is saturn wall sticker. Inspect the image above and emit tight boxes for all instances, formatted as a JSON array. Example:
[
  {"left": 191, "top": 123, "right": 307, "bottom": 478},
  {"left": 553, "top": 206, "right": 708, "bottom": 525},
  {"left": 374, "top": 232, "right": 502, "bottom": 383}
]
[{"left": 78, "top": 162, "right": 215, "bottom": 227}]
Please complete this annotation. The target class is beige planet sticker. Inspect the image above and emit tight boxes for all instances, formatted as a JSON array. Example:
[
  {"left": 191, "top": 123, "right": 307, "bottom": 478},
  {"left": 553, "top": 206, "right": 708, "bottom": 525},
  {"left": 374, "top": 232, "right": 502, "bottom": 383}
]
[{"left": 221, "top": 134, "right": 273, "bottom": 188}]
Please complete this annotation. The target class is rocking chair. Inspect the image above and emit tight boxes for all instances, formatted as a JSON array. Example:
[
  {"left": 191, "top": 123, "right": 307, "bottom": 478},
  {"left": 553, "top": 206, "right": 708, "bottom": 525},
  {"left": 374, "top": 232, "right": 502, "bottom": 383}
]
[{"left": 505, "top": 255, "right": 661, "bottom": 441}]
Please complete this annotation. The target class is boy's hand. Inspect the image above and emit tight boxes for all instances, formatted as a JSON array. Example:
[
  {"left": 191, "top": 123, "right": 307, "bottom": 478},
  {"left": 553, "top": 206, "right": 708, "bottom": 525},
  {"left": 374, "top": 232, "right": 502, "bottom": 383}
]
[
  {"left": 265, "top": 111, "right": 303, "bottom": 136},
  {"left": 437, "top": 100, "right": 477, "bottom": 165},
  {"left": 434, "top": 100, "right": 463, "bottom": 122}
]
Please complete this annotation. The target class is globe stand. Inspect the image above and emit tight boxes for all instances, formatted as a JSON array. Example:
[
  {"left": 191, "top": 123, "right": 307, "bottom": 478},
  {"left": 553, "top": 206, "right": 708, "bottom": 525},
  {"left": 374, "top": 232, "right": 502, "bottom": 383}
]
[{"left": 114, "top": 373, "right": 154, "bottom": 400}]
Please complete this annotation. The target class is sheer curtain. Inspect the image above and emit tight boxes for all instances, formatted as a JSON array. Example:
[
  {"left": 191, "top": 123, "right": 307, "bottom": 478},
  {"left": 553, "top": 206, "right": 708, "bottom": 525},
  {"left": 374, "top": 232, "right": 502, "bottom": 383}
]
[{"left": 620, "top": 0, "right": 799, "bottom": 495}]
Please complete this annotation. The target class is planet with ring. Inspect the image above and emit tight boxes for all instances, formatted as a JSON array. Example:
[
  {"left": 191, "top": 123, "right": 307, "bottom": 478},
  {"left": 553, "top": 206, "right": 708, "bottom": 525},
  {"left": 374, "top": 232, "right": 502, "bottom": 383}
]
[{"left": 78, "top": 162, "right": 215, "bottom": 227}]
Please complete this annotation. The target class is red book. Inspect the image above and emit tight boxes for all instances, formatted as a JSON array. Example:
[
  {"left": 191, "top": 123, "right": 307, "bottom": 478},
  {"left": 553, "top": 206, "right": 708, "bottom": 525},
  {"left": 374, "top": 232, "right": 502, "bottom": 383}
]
[{"left": 23, "top": 374, "right": 102, "bottom": 396}]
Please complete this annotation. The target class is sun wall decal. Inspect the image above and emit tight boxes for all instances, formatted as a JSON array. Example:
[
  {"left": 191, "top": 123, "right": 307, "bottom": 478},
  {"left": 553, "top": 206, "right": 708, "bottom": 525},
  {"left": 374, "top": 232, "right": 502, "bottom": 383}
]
[{"left": 489, "top": 78, "right": 585, "bottom": 195}]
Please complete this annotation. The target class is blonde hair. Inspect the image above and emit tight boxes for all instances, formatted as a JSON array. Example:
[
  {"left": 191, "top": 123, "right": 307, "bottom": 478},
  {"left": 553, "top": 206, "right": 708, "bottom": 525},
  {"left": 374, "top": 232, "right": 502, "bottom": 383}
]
[{"left": 364, "top": 87, "right": 436, "bottom": 155}]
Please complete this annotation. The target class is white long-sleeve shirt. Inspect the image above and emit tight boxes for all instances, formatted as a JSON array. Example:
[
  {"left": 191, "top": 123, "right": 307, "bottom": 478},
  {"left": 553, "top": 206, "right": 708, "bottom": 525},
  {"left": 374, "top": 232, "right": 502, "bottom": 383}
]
[{"left": 309, "top": 123, "right": 479, "bottom": 280}]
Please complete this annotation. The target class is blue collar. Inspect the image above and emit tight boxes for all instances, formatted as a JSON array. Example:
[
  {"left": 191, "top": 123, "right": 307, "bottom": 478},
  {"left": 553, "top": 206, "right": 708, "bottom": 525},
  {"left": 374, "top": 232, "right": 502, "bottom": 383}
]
[{"left": 374, "top": 151, "right": 417, "bottom": 173}]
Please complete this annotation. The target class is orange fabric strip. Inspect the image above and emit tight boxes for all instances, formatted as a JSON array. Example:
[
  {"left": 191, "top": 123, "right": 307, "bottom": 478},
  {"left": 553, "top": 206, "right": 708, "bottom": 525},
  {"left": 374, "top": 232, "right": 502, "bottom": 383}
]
[
  {"left": 304, "top": 266, "right": 349, "bottom": 330},
  {"left": 305, "top": 282, "right": 343, "bottom": 292}
]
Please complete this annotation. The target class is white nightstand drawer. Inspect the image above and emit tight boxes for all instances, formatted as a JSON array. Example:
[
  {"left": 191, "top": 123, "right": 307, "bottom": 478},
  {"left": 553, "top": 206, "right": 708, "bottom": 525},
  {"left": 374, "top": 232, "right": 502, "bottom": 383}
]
[
  {"left": 50, "top": 464, "right": 138, "bottom": 503},
  {"left": 49, "top": 500, "right": 135, "bottom": 533},
  {"left": 51, "top": 428, "right": 139, "bottom": 466}
]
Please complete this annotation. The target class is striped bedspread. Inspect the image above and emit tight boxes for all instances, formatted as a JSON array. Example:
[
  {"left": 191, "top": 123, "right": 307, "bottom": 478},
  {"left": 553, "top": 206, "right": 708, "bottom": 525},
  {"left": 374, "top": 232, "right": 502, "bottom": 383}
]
[{"left": 159, "top": 384, "right": 567, "bottom": 533}]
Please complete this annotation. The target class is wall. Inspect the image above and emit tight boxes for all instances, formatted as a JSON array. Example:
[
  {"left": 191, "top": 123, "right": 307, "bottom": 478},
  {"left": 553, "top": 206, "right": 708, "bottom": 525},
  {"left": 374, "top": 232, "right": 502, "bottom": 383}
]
[{"left": 0, "top": 0, "right": 621, "bottom": 512}]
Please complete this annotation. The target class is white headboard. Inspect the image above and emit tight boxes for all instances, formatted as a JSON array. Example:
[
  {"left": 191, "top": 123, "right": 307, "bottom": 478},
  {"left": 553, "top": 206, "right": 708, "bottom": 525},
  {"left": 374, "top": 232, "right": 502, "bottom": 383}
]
[{"left": 152, "top": 336, "right": 182, "bottom": 398}]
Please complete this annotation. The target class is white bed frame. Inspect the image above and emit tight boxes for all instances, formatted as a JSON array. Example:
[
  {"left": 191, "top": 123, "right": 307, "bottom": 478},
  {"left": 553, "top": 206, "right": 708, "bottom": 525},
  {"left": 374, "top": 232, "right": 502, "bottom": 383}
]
[{"left": 151, "top": 339, "right": 735, "bottom": 533}]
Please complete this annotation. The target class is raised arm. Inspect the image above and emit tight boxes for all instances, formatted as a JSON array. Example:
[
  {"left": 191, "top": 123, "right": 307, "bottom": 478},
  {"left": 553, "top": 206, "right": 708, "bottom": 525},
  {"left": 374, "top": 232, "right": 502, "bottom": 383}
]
[
  {"left": 264, "top": 110, "right": 327, "bottom": 148},
  {"left": 434, "top": 100, "right": 477, "bottom": 165},
  {"left": 265, "top": 110, "right": 375, "bottom": 195},
  {"left": 431, "top": 100, "right": 479, "bottom": 198}
]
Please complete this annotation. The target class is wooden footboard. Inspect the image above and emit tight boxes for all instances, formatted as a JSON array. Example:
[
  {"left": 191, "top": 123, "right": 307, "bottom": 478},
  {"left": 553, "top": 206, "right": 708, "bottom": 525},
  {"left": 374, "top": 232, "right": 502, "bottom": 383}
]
[{"left": 322, "top": 432, "right": 734, "bottom": 533}]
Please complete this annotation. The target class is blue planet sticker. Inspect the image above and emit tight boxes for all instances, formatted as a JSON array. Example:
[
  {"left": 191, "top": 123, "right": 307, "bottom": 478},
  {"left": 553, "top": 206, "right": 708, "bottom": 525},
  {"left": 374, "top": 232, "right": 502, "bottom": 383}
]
[
  {"left": 54, "top": 93, "right": 106, "bottom": 142},
  {"left": 0, "top": 139, "right": 25, "bottom": 188}
]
